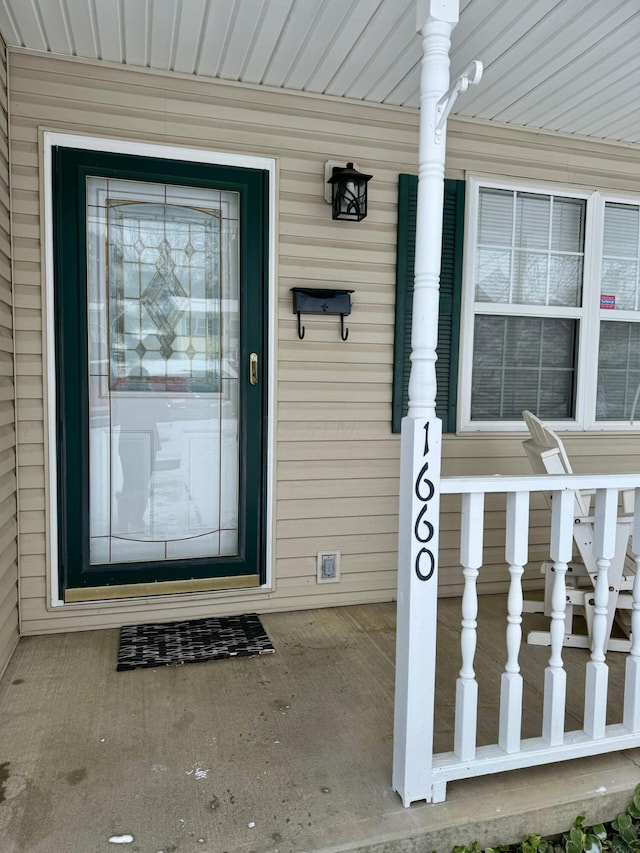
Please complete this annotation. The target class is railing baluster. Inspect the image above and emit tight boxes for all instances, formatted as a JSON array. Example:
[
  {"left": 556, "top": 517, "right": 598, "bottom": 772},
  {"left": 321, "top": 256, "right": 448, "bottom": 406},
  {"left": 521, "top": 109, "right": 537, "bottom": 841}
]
[
  {"left": 499, "top": 491, "right": 529, "bottom": 753},
  {"left": 584, "top": 488, "right": 616, "bottom": 738},
  {"left": 543, "top": 489, "right": 573, "bottom": 746},
  {"left": 454, "top": 492, "right": 484, "bottom": 761},
  {"left": 624, "top": 487, "right": 640, "bottom": 732}
]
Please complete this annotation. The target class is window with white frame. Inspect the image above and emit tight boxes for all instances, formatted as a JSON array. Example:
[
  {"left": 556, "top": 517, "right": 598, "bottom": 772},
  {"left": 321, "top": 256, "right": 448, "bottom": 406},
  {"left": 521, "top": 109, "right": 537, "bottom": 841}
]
[{"left": 460, "top": 178, "right": 640, "bottom": 429}]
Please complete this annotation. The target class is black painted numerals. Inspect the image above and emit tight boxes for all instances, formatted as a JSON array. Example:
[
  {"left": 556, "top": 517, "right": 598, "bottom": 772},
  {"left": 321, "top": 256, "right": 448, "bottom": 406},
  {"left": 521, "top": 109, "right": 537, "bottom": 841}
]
[{"left": 414, "top": 422, "right": 436, "bottom": 582}]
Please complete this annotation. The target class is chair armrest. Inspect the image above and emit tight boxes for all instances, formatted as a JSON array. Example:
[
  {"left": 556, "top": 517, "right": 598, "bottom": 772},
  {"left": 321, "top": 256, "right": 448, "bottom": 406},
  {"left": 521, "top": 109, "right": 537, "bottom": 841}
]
[
  {"left": 623, "top": 489, "right": 635, "bottom": 514},
  {"left": 574, "top": 514, "right": 634, "bottom": 526}
]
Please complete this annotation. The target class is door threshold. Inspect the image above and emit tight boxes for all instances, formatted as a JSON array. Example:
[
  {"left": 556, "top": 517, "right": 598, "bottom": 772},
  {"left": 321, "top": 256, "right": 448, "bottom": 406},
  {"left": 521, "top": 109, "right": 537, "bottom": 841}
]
[{"left": 64, "top": 575, "right": 261, "bottom": 603}]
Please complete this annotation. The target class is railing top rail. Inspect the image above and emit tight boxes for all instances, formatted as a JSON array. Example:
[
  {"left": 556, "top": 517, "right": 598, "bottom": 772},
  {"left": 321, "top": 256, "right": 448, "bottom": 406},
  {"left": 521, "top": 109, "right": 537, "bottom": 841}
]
[{"left": 440, "top": 472, "right": 640, "bottom": 495}]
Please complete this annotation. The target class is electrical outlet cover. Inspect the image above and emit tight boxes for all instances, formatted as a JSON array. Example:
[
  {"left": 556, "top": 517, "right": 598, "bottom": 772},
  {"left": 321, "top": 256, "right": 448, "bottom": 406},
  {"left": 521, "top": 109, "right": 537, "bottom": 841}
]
[{"left": 316, "top": 550, "right": 341, "bottom": 583}]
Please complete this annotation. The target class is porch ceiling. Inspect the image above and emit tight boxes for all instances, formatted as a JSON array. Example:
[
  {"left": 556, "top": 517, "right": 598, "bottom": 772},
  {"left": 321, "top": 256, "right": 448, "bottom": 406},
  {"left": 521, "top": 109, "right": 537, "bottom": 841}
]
[{"left": 1, "top": 0, "right": 640, "bottom": 147}]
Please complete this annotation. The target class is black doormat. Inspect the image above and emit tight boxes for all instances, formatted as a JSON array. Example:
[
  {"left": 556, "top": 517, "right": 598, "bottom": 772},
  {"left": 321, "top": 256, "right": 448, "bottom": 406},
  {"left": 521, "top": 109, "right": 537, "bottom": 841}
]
[{"left": 117, "top": 613, "right": 274, "bottom": 672}]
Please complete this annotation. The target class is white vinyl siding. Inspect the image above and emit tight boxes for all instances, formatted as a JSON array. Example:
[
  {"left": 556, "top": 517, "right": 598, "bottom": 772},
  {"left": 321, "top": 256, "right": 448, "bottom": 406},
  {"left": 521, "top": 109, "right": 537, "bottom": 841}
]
[{"left": 0, "top": 34, "right": 18, "bottom": 674}]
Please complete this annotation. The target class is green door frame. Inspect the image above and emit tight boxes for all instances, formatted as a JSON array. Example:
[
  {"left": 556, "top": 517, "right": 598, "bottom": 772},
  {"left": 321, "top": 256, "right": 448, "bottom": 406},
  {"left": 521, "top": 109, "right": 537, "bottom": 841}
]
[{"left": 52, "top": 147, "right": 269, "bottom": 599}]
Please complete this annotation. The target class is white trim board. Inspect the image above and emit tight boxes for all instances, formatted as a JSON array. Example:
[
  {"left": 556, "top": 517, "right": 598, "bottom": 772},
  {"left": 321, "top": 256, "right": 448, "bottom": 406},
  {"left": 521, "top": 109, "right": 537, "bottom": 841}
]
[{"left": 42, "top": 132, "right": 277, "bottom": 608}]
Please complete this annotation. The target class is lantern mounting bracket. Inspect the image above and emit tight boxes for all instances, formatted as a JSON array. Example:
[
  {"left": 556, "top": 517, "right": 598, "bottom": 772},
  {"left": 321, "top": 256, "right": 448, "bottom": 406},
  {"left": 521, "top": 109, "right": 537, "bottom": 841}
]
[{"left": 324, "top": 161, "right": 359, "bottom": 204}]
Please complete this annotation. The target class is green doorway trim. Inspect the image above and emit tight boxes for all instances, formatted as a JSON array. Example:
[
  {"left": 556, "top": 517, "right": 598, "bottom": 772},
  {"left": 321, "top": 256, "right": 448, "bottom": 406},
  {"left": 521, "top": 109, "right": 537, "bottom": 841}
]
[{"left": 52, "top": 146, "right": 270, "bottom": 599}]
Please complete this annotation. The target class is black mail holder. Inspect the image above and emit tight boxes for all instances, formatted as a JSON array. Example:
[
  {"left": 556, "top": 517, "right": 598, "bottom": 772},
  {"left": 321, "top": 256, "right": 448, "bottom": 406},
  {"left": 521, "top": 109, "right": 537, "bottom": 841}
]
[{"left": 291, "top": 287, "right": 354, "bottom": 341}]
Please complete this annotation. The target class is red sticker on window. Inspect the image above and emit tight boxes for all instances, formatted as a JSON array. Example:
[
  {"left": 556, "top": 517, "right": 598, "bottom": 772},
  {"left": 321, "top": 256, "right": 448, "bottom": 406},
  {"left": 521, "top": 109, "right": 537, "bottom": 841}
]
[{"left": 601, "top": 294, "right": 616, "bottom": 309}]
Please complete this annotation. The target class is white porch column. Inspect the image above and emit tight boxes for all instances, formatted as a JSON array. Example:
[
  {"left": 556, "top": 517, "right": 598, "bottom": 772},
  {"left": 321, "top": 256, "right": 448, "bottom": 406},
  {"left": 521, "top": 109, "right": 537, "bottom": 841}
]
[{"left": 392, "top": 0, "right": 460, "bottom": 807}]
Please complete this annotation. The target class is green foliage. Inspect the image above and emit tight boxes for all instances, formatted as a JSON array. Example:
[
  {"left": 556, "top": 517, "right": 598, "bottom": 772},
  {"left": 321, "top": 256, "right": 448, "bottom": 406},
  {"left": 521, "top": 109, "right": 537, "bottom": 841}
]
[
  {"left": 520, "top": 835, "right": 553, "bottom": 853},
  {"left": 609, "top": 806, "right": 640, "bottom": 853},
  {"left": 562, "top": 815, "right": 603, "bottom": 853},
  {"left": 450, "top": 785, "right": 640, "bottom": 853}
]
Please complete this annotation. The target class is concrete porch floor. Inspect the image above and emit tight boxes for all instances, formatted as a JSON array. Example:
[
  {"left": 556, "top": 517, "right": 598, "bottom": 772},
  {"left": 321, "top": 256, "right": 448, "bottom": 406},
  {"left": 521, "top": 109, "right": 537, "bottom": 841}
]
[{"left": 1, "top": 597, "right": 640, "bottom": 853}]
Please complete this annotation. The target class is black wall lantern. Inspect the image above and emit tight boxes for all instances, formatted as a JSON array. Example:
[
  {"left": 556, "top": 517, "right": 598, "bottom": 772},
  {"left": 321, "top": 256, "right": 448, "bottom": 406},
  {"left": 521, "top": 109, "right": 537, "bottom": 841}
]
[{"left": 326, "top": 162, "right": 372, "bottom": 222}]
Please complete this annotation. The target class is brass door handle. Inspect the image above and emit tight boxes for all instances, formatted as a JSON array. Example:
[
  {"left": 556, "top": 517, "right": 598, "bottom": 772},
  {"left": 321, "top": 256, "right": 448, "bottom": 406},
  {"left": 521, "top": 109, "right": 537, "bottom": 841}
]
[{"left": 249, "top": 352, "right": 258, "bottom": 385}]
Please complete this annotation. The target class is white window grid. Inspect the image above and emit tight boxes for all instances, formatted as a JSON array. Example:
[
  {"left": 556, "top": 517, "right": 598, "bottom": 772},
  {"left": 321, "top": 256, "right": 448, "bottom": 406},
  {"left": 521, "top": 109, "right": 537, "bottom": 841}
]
[{"left": 458, "top": 176, "right": 640, "bottom": 432}]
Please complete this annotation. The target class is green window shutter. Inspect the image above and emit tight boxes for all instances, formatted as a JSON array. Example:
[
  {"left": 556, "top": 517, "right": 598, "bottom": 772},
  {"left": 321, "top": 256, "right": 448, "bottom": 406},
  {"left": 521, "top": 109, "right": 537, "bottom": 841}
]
[{"left": 392, "top": 175, "right": 465, "bottom": 434}]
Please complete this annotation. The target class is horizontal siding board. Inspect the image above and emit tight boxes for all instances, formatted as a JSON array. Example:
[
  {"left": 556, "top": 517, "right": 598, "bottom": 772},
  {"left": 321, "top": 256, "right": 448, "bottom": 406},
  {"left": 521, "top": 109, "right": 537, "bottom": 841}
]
[
  {"left": 0, "top": 471, "right": 16, "bottom": 509},
  {"left": 14, "top": 332, "right": 42, "bottom": 355},
  {"left": 16, "top": 399, "right": 43, "bottom": 420},
  {"left": 278, "top": 440, "right": 399, "bottom": 462},
  {"left": 0, "top": 545, "right": 18, "bottom": 602},
  {"left": 18, "top": 442, "right": 45, "bottom": 465},
  {"left": 15, "top": 354, "right": 43, "bottom": 377},
  {"left": 277, "top": 494, "right": 397, "bottom": 521},
  {"left": 18, "top": 487, "right": 45, "bottom": 511},
  {"left": 9, "top": 52, "right": 419, "bottom": 122},
  {"left": 13, "top": 286, "right": 42, "bottom": 309},
  {"left": 278, "top": 514, "right": 398, "bottom": 539},
  {"left": 0, "top": 515, "right": 18, "bottom": 559},
  {"left": 18, "top": 509, "right": 44, "bottom": 534},
  {"left": 0, "top": 426, "right": 15, "bottom": 454},
  {"left": 280, "top": 261, "right": 394, "bottom": 287},
  {"left": 278, "top": 362, "right": 391, "bottom": 384},
  {"left": 9, "top": 49, "right": 412, "bottom": 121},
  {"left": 278, "top": 383, "right": 392, "bottom": 404},
  {"left": 0, "top": 380, "right": 15, "bottom": 404},
  {"left": 19, "top": 554, "right": 44, "bottom": 577},
  {"left": 0, "top": 615, "right": 19, "bottom": 678},
  {"left": 19, "top": 531, "right": 46, "bottom": 556},
  {"left": 278, "top": 458, "right": 401, "bottom": 481},
  {"left": 279, "top": 477, "right": 399, "bottom": 500},
  {"left": 14, "top": 421, "right": 42, "bottom": 444},
  {"left": 14, "top": 373, "right": 41, "bottom": 397},
  {"left": 278, "top": 532, "right": 399, "bottom": 559},
  {"left": 10, "top": 92, "right": 414, "bottom": 155},
  {"left": 0, "top": 581, "right": 19, "bottom": 640},
  {"left": 278, "top": 327, "right": 394, "bottom": 347},
  {"left": 17, "top": 575, "right": 43, "bottom": 598},
  {"left": 277, "top": 422, "right": 396, "bottom": 441},
  {"left": 278, "top": 403, "right": 391, "bottom": 422}
]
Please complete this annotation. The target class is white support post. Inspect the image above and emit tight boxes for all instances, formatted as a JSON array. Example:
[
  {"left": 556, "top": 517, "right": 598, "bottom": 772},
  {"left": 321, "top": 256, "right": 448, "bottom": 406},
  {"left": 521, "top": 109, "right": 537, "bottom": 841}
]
[
  {"left": 393, "top": 417, "right": 442, "bottom": 807},
  {"left": 542, "top": 489, "right": 573, "bottom": 746},
  {"left": 624, "top": 487, "right": 640, "bottom": 732},
  {"left": 392, "top": 0, "right": 460, "bottom": 808},
  {"left": 454, "top": 492, "right": 484, "bottom": 761},
  {"left": 499, "top": 491, "right": 529, "bottom": 753},
  {"left": 584, "top": 488, "right": 616, "bottom": 738},
  {"left": 407, "top": 1, "right": 459, "bottom": 423}
]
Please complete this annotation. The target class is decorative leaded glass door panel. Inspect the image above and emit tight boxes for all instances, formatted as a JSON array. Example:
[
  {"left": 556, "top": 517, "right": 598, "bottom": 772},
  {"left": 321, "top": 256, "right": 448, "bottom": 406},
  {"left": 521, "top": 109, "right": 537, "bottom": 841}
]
[{"left": 53, "top": 149, "right": 268, "bottom": 600}]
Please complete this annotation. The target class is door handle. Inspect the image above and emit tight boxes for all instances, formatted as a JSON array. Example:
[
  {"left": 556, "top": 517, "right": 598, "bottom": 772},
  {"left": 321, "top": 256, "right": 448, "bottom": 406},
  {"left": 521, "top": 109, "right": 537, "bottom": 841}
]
[{"left": 249, "top": 352, "right": 258, "bottom": 385}]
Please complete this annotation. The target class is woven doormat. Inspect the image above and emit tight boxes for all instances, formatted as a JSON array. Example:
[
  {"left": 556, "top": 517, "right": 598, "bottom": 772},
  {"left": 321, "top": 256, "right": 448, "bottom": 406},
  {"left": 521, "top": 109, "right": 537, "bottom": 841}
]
[{"left": 117, "top": 613, "right": 274, "bottom": 672}]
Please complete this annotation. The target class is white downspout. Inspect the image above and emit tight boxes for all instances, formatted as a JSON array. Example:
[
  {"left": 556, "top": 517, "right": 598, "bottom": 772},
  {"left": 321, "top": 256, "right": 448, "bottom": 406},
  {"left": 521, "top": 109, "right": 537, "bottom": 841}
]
[{"left": 392, "top": 0, "right": 481, "bottom": 806}]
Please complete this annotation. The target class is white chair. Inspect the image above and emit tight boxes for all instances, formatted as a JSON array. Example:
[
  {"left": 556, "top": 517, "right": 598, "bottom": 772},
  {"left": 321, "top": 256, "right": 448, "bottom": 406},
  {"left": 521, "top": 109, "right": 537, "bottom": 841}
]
[{"left": 521, "top": 409, "right": 635, "bottom": 652}]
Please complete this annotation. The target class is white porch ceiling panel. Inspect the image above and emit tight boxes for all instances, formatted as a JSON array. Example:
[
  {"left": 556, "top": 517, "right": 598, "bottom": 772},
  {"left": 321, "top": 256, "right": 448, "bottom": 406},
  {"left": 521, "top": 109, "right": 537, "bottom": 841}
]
[{"left": 1, "top": 0, "right": 640, "bottom": 145}]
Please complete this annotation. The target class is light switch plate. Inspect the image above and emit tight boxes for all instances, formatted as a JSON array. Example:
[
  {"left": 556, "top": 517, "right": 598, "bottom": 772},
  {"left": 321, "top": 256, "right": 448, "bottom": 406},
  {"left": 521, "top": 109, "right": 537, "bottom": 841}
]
[{"left": 317, "top": 550, "right": 341, "bottom": 583}]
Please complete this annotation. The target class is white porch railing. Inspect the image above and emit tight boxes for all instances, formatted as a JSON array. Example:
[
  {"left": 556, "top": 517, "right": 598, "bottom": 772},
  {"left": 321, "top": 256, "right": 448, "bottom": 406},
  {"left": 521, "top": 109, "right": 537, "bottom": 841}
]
[{"left": 393, "top": 472, "right": 640, "bottom": 806}]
